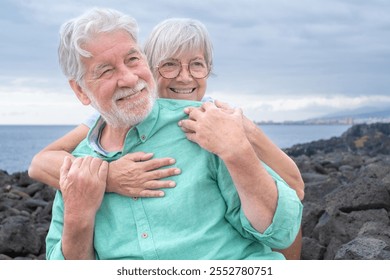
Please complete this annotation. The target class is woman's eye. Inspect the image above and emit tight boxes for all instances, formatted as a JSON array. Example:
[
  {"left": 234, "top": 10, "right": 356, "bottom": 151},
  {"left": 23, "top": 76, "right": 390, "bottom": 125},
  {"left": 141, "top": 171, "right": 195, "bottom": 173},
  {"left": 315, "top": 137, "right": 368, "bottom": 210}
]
[
  {"left": 162, "top": 62, "right": 174, "bottom": 67},
  {"left": 192, "top": 61, "right": 206, "bottom": 68},
  {"left": 161, "top": 61, "right": 179, "bottom": 69}
]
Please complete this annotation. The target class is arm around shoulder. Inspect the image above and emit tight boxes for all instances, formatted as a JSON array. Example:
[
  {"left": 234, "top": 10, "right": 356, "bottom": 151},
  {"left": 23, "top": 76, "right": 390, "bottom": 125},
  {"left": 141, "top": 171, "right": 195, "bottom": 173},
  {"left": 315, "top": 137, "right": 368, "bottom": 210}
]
[
  {"left": 28, "top": 124, "right": 89, "bottom": 188},
  {"left": 243, "top": 117, "right": 305, "bottom": 200}
]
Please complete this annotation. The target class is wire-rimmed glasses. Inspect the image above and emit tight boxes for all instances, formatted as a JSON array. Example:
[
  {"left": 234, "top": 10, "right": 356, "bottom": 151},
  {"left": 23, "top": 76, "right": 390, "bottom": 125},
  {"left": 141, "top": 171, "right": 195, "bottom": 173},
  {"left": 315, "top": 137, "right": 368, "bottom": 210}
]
[{"left": 156, "top": 59, "right": 210, "bottom": 79}]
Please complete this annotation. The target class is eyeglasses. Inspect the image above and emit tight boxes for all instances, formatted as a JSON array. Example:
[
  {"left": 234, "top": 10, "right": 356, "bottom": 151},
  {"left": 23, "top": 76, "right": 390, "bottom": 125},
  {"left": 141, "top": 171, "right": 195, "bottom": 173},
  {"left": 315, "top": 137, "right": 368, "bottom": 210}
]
[{"left": 156, "top": 59, "right": 210, "bottom": 79}]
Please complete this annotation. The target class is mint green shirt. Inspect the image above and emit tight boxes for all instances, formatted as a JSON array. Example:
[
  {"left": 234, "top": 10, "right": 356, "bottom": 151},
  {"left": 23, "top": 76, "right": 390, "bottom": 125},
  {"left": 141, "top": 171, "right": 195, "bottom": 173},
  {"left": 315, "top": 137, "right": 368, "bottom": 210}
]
[{"left": 46, "top": 98, "right": 302, "bottom": 260}]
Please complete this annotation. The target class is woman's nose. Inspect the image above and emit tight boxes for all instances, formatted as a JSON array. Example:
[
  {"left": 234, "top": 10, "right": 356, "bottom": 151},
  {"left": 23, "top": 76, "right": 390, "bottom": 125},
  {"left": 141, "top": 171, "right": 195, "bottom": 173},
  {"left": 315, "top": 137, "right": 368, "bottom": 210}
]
[{"left": 176, "top": 64, "right": 193, "bottom": 82}]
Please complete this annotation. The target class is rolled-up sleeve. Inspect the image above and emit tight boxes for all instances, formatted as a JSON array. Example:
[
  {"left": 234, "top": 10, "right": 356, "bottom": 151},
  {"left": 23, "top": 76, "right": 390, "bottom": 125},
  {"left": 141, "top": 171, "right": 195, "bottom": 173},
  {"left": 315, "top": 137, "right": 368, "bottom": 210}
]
[
  {"left": 218, "top": 159, "right": 303, "bottom": 250},
  {"left": 239, "top": 175, "right": 303, "bottom": 249}
]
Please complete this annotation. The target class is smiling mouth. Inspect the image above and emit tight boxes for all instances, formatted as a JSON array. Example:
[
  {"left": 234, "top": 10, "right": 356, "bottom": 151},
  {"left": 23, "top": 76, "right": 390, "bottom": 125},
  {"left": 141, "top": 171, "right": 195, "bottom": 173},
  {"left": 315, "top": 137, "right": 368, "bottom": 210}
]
[
  {"left": 117, "top": 93, "right": 137, "bottom": 101},
  {"left": 117, "top": 95, "right": 132, "bottom": 101},
  {"left": 117, "top": 89, "right": 143, "bottom": 101},
  {"left": 170, "top": 88, "right": 196, "bottom": 94}
]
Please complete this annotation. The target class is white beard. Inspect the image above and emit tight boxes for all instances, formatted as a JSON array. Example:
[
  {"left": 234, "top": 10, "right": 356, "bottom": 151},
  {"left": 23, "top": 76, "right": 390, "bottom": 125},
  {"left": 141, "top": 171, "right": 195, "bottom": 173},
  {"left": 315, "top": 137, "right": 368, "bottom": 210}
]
[{"left": 85, "top": 80, "right": 157, "bottom": 128}]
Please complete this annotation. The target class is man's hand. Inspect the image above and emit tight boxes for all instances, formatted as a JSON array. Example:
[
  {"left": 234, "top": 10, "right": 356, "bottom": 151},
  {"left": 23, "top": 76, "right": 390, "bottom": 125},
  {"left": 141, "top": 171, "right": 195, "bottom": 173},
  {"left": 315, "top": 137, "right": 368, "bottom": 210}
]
[
  {"left": 60, "top": 156, "right": 108, "bottom": 218},
  {"left": 60, "top": 156, "right": 108, "bottom": 260},
  {"left": 106, "top": 152, "right": 181, "bottom": 197}
]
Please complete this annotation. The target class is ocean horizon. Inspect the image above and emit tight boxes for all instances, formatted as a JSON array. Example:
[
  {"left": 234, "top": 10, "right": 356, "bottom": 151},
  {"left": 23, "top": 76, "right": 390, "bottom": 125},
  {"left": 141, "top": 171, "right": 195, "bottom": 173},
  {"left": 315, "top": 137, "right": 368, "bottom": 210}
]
[{"left": 0, "top": 124, "right": 351, "bottom": 174}]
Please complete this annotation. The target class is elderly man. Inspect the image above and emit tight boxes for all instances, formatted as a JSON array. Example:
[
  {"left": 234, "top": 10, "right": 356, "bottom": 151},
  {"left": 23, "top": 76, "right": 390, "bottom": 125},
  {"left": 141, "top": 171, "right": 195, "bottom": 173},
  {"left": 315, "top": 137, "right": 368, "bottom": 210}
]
[{"left": 46, "top": 8, "right": 302, "bottom": 260}]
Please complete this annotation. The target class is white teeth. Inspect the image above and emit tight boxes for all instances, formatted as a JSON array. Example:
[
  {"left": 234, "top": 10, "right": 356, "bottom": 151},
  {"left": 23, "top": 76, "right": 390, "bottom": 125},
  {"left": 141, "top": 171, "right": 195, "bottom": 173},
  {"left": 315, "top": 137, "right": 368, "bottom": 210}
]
[
  {"left": 171, "top": 88, "right": 195, "bottom": 94},
  {"left": 116, "top": 81, "right": 147, "bottom": 100},
  {"left": 116, "top": 90, "right": 142, "bottom": 101}
]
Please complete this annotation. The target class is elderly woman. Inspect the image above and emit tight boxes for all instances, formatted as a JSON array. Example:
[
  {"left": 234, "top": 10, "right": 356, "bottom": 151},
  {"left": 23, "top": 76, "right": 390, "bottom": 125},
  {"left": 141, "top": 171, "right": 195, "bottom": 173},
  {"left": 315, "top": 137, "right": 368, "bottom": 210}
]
[{"left": 29, "top": 17, "right": 304, "bottom": 259}]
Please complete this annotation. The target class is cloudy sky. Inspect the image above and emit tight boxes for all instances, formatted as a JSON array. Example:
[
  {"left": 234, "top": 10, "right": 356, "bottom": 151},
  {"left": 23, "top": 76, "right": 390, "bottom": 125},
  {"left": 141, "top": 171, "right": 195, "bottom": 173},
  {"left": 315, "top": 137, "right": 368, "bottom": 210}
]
[{"left": 1, "top": 0, "right": 389, "bottom": 124}]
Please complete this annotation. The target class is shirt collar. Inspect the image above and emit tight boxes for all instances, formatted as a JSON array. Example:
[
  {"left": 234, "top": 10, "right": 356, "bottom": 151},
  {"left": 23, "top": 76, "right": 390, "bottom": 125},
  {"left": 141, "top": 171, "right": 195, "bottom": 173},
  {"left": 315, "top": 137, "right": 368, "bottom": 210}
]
[
  {"left": 86, "top": 101, "right": 160, "bottom": 156},
  {"left": 134, "top": 100, "right": 159, "bottom": 144}
]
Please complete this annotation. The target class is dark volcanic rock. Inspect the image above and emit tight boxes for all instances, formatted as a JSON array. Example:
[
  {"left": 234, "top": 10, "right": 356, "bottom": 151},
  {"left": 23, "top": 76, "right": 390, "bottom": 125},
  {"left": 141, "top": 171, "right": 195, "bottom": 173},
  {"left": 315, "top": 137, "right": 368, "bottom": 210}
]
[
  {"left": 0, "top": 172, "right": 55, "bottom": 260},
  {"left": 1, "top": 122, "right": 390, "bottom": 259},
  {"left": 285, "top": 122, "right": 390, "bottom": 260}
]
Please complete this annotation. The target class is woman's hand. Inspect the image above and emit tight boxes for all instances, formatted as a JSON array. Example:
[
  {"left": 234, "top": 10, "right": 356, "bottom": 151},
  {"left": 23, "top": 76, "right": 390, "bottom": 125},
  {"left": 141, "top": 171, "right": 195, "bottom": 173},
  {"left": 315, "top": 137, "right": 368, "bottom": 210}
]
[
  {"left": 106, "top": 152, "right": 181, "bottom": 197},
  {"left": 178, "top": 102, "right": 247, "bottom": 159}
]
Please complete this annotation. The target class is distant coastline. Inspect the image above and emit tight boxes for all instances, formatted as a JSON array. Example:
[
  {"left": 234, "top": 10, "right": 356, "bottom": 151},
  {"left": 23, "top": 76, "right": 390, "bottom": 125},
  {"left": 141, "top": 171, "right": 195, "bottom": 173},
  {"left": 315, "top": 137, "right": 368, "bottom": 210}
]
[
  {"left": 256, "top": 119, "right": 356, "bottom": 126},
  {"left": 257, "top": 107, "right": 390, "bottom": 125},
  {"left": 257, "top": 117, "right": 390, "bottom": 126},
  {"left": 257, "top": 122, "right": 353, "bottom": 125}
]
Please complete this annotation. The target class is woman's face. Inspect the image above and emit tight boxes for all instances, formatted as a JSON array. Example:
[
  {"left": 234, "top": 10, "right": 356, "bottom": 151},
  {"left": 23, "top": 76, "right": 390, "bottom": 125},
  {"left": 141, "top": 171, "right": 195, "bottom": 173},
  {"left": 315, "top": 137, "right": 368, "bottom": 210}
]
[{"left": 156, "top": 51, "right": 209, "bottom": 101}]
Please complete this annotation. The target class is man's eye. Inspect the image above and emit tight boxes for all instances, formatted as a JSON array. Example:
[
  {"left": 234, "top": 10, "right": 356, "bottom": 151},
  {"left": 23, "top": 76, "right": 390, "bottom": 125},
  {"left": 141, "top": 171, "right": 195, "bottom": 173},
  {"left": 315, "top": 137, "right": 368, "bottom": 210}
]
[
  {"left": 127, "top": 56, "right": 141, "bottom": 65},
  {"left": 99, "top": 68, "right": 113, "bottom": 77}
]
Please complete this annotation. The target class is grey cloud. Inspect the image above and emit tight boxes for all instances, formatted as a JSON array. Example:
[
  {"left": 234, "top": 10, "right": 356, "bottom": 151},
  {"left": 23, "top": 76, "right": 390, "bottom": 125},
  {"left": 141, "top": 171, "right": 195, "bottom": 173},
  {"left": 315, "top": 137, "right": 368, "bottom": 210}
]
[{"left": 2, "top": 0, "right": 390, "bottom": 101}]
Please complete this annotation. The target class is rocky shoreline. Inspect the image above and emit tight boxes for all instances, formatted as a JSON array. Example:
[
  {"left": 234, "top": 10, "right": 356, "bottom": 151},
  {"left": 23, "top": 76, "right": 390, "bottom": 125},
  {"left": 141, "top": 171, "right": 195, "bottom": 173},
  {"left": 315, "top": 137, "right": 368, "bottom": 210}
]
[
  {"left": 1, "top": 122, "right": 390, "bottom": 260},
  {"left": 286, "top": 122, "right": 390, "bottom": 259}
]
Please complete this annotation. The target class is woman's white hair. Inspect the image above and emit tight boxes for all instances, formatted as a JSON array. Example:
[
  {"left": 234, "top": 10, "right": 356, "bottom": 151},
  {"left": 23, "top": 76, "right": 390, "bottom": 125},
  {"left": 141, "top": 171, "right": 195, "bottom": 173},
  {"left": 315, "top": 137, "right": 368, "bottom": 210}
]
[
  {"left": 143, "top": 18, "right": 213, "bottom": 79},
  {"left": 58, "top": 7, "right": 139, "bottom": 85}
]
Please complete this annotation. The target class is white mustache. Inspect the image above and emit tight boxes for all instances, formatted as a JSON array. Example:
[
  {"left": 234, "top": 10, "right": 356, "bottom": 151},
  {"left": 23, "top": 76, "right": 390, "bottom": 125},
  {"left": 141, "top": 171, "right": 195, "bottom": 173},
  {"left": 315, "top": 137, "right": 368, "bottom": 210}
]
[{"left": 115, "top": 80, "right": 147, "bottom": 100}]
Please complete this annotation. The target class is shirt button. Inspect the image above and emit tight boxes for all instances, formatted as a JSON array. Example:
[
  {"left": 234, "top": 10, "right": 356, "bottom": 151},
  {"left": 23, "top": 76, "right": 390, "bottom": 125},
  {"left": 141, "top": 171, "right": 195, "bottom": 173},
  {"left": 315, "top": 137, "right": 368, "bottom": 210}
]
[
  {"left": 141, "top": 232, "right": 148, "bottom": 239},
  {"left": 132, "top": 197, "right": 138, "bottom": 200},
  {"left": 141, "top": 135, "right": 146, "bottom": 140}
]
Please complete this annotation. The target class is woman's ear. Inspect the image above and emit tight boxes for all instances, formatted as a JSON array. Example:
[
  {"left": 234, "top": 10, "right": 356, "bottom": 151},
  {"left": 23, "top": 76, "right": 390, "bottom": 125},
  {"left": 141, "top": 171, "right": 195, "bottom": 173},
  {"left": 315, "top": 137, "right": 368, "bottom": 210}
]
[{"left": 69, "top": 80, "right": 91, "bottom": 105}]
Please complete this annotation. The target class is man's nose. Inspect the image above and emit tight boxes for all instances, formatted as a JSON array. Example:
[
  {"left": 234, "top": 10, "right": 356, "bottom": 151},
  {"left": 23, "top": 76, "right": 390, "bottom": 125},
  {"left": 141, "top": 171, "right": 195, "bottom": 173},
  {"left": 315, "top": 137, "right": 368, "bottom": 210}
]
[{"left": 117, "top": 66, "right": 138, "bottom": 87}]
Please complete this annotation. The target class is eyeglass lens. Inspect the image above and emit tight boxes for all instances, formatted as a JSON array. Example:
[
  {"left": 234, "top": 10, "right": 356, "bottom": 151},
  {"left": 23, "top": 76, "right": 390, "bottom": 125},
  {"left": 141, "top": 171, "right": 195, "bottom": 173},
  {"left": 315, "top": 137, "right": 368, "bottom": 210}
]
[{"left": 158, "top": 60, "right": 209, "bottom": 79}]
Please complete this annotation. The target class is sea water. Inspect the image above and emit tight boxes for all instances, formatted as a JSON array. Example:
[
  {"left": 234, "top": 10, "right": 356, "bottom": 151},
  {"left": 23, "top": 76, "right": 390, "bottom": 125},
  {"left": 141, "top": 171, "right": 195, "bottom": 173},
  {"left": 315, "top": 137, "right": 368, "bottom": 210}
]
[{"left": 0, "top": 124, "right": 351, "bottom": 174}]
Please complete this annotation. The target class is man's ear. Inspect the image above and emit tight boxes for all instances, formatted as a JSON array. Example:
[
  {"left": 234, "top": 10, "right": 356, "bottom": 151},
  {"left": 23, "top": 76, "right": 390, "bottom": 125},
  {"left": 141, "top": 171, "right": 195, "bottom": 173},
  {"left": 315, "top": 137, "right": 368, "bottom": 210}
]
[{"left": 69, "top": 80, "right": 91, "bottom": 105}]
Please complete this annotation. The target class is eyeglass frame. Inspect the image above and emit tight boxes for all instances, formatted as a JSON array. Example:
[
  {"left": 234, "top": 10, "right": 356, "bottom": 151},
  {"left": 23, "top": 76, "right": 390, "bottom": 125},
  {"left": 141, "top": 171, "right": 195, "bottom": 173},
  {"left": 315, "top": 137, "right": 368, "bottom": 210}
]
[{"left": 155, "top": 58, "right": 211, "bottom": 79}]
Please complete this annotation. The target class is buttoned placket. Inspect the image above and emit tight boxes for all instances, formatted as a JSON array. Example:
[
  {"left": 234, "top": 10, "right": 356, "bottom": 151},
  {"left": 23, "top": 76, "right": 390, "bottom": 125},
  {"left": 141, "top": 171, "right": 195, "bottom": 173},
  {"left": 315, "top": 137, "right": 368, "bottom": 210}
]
[
  {"left": 130, "top": 197, "right": 159, "bottom": 259},
  {"left": 122, "top": 127, "right": 158, "bottom": 259}
]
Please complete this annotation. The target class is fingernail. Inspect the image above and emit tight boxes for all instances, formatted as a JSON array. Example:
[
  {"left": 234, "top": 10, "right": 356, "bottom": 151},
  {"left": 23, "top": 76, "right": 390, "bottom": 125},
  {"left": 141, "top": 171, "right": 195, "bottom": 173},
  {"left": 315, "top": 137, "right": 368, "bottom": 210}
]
[{"left": 174, "top": 168, "right": 181, "bottom": 175}]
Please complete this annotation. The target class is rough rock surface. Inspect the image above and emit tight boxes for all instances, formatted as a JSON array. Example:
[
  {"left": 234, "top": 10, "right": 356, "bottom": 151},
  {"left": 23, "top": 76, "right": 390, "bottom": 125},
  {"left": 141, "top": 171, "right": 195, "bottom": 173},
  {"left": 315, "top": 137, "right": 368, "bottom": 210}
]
[
  {"left": 285, "top": 122, "right": 390, "bottom": 259},
  {"left": 0, "top": 172, "right": 54, "bottom": 259},
  {"left": 1, "top": 122, "right": 389, "bottom": 259}
]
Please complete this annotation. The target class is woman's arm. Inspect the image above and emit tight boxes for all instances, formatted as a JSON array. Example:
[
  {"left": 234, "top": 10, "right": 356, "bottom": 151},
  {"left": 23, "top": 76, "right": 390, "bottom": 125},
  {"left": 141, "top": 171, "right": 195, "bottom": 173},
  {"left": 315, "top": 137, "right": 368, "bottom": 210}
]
[
  {"left": 28, "top": 124, "right": 180, "bottom": 197},
  {"left": 214, "top": 100, "right": 304, "bottom": 200},
  {"left": 180, "top": 101, "right": 304, "bottom": 258},
  {"left": 242, "top": 116, "right": 305, "bottom": 200},
  {"left": 179, "top": 103, "right": 279, "bottom": 232},
  {"left": 28, "top": 124, "right": 89, "bottom": 188}
]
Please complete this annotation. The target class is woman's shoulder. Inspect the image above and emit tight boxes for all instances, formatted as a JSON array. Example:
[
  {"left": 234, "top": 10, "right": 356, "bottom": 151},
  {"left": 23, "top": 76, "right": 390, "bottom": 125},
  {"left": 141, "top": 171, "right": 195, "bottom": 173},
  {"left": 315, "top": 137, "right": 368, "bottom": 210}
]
[
  {"left": 82, "top": 110, "right": 100, "bottom": 128},
  {"left": 157, "top": 98, "right": 202, "bottom": 111}
]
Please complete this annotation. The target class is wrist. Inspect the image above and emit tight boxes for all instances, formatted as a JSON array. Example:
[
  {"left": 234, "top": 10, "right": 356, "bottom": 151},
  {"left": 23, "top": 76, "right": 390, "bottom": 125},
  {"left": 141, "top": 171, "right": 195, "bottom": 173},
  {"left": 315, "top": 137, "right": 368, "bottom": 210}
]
[
  {"left": 219, "top": 137, "right": 253, "bottom": 163},
  {"left": 64, "top": 210, "right": 96, "bottom": 229},
  {"left": 243, "top": 118, "right": 269, "bottom": 156},
  {"left": 105, "top": 162, "right": 115, "bottom": 192},
  {"left": 243, "top": 117, "right": 258, "bottom": 139}
]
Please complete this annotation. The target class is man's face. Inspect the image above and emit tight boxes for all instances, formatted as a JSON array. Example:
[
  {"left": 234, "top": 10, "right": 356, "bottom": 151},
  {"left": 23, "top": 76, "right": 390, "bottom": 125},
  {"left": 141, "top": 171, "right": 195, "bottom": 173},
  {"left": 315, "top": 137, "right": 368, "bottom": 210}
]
[{"left": 80, "top": 30, "right": 156, "bottom": 128}]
